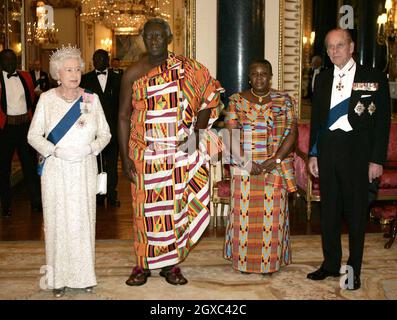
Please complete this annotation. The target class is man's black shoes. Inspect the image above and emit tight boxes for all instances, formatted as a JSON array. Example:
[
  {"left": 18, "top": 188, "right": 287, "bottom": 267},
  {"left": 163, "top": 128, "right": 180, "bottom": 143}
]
[{"left": 307, "top": 266, "right": 340, "bottom": 280}]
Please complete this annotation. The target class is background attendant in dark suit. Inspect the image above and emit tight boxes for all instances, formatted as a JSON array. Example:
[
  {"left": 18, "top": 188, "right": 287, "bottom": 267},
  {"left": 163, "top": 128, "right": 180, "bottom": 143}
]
[
  {"left": 307, "top": 55, "right": 324, "bottom": 99},
  {"left": 30, "top": 59, "right": 50, "bottom": 99},
  {"left": 0, "top": 49, "right": 42, "bottom": 217},
  {"left": 110, "top": 58, "right": 123, "bottom": 76},
  {"left": 307, "top": 29, "right": 391, "bottom": 290},
  {"left": 81, "top": 49, "right": 121, "bottom": 207}
]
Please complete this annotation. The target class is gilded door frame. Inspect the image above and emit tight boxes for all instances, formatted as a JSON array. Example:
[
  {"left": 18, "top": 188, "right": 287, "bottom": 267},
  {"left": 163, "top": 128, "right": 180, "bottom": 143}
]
[
  {"left": 186, "top": 0, "right": 196, "bottom": 59},
  {"left": 278, "top": 0, "right": 303, "bottom": 118}
]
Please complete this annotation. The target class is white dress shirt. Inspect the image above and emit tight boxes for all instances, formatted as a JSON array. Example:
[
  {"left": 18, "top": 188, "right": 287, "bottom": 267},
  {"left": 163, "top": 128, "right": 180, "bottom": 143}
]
[
  {"left": 329, "top": 58, "right": 356, "bottom": 132},
  {"left": 96, "top": 69, "right": 108, "bottom": 92},
  {"left": 34, "top": 70, "right": 40, "bottom": 81},
  {"left": 2, "top": 70, "right": 28, "bottom": 116},
  {"left": 311, "top": 67, "right": 321, "bottom": 92}
]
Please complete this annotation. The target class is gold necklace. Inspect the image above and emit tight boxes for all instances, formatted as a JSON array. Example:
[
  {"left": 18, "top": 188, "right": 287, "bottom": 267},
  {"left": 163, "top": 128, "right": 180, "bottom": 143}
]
[{"left": 251, "top": 88, "right": 270, "bottom": 103}]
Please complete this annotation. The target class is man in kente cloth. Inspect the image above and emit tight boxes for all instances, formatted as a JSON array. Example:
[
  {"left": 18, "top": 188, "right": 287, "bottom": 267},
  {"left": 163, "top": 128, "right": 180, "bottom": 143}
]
[{"left": 118, "top": 18, "right": 224, "bottom": 286}]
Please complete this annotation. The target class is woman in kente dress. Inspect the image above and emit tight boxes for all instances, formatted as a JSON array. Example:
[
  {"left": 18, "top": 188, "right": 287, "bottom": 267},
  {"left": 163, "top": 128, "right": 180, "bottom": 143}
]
[{"left": 224, "top": 59, "right": 297, "bottom": 274}]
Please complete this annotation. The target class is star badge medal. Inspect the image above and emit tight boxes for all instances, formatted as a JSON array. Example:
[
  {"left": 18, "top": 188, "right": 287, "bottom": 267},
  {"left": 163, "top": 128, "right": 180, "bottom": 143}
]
[
  {"left": 368, "top": 102, "right": 376, "bottom": 115},
  {"left": 77, "top": 118, "right": 86, "bottom": 128},
  {"left": 354, "top": 101, "right": 365, "bottom": 116}
]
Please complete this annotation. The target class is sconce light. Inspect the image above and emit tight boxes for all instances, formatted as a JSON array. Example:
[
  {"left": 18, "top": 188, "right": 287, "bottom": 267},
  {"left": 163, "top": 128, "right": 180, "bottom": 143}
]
[
  {"left": 100, "top": 38, "right": 113, "bottom": 52},
  {"left": 377, "top": 0, "right": 397, "bottom": 74},
  {"left": 310, "top": 31, "right": 315, "bottom": 46},
  {"left": 303, "top": 36, "right": 308, "bottom": 45},
  {"left": 377, "top": 5, "right": 395, "bottom": 46}
]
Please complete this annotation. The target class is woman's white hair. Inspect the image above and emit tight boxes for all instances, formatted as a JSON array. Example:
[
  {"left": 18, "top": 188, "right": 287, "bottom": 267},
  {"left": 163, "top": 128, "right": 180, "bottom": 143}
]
[{"left": 49, "top": 45, "right": 85, "bottom": 80}]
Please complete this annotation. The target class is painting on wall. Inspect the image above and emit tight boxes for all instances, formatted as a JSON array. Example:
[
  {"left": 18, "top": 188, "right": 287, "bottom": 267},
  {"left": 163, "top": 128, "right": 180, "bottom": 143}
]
[{"left": 114, "top": 35, "right": 146, "bottom": 65}]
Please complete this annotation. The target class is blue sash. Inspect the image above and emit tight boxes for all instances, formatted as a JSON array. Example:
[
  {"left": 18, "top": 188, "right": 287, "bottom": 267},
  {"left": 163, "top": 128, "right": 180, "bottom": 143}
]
[
  {"left": 309, "top": 98, "right": 350, "bottom": 156},
  {"left": 37, "top": 95, "right": 84, "bottom": 175}
]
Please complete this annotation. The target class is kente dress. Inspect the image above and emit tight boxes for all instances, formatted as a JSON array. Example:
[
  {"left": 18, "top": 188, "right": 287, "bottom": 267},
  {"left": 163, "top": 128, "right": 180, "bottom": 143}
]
[
  {"left": 129, "top": 53, "right": 224, "bottom": 269},
  {"left": 27, "top": 89, "right": 111, "bottom": 289},
  {"left": 224, "top": 91, "right": 297, "bottom": 274}
]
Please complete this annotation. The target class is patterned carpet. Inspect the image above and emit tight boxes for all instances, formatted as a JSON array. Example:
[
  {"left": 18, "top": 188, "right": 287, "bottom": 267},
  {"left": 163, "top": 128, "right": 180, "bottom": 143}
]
[{"left": 0, "top": 234, "right": 396, "bottom": 300}]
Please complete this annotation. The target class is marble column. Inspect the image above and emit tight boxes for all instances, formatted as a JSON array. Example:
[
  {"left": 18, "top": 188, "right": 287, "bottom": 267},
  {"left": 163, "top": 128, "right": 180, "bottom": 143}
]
[{"left": 217, "top": 0, "right": 265, "bottom": 100}]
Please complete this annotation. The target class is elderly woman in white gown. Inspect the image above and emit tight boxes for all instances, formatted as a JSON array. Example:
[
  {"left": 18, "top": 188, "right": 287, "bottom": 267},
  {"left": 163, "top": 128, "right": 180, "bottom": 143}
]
[{"left": 28, "top": 46, "right": 111, "bottom": 298}]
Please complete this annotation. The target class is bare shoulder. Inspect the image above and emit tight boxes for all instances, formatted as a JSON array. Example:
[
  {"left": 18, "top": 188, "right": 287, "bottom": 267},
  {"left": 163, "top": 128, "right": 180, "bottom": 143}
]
[{"left": 122, "top": 56, "right": 150, "bottom": 84}]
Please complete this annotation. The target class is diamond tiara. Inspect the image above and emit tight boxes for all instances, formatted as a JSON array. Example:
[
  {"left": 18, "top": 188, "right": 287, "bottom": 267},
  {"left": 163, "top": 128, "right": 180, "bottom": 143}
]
[{"left": 49, "top": 44, "right": 81, "bottom": 63}]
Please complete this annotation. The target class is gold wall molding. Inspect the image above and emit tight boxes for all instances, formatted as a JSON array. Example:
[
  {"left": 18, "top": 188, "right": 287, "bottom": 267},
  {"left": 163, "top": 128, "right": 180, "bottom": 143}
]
[
  {"left": 279, "top": 0, "right": 303, "bottom": 117},
  {"left": 186, "top": 0, "right": 196, "bottom": 59}
]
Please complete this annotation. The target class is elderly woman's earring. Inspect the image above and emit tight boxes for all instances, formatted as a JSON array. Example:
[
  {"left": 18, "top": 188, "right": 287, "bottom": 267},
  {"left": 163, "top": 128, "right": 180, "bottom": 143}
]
[{"left": 57, "top": 80, "right": 61, "bottom": 86}]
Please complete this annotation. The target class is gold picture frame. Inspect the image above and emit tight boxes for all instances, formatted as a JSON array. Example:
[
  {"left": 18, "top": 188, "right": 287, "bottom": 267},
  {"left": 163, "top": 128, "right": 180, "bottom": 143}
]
[
  {"left": 114, "top": 34, "right": 146, "bottom": 66},
  {"left": 113, "top": 0, "right": 196, "bottom": 66}
]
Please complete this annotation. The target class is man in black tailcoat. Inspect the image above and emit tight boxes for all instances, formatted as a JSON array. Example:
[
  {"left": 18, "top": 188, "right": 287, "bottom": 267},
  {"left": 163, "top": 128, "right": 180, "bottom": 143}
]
[
  {"left": 307, "top": 29, "right": 391, "bottom": 290},
  {"left": 81, "top": 49, "right": 122, "bottom": 207}
]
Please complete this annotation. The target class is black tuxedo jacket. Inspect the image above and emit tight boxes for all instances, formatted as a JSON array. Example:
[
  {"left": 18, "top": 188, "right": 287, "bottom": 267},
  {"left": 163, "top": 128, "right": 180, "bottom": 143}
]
[
  {"left": 29, "top": 70, "right": 50, "bottom": 91},
  {"left": 309, "top": 64, "right": 391, "bottom": 165},
  {"left": 109, "top": 68, "right": 123, "bottom": 76},
  {"left": 81, "top": 69, "right": 121, "bottom": 136}
]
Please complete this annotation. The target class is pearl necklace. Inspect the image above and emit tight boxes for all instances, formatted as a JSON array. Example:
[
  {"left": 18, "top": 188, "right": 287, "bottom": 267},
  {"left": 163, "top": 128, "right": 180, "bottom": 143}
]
[
  {"left": 58, "top": 89, "right": 79, "bottom": 103},
  {"left": 251, "top": 88, "right": 270, "bottom": 103},
  {"left": 61, "top": 95, "right": 76, "bottom": 103}
]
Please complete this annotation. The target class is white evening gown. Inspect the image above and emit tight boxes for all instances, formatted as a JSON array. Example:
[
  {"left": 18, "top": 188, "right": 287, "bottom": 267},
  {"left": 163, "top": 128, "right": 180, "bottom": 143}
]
[{"left": 28, "top": 89, "right": 111, "bottom": 289}]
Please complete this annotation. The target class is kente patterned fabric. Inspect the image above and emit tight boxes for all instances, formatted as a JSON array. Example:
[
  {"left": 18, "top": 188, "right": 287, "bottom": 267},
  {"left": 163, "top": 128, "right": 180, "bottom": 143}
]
[
  {"left": 129, "top": 53, "right": 224, "bottom": 269},
  {"left": 224, "top": 91, "right": 297, "bottom": 273}
]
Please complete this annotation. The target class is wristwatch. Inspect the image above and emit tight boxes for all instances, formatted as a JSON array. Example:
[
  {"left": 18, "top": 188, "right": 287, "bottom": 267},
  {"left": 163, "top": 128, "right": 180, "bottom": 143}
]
[{"left": 275, "top": 158, "right": 282, "bottom": 164}]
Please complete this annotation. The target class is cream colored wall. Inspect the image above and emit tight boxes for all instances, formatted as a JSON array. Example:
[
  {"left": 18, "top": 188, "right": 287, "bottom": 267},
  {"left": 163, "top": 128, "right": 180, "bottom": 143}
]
[
  {"left": 53, "top": 8, "right": 77, "bottom": 47},
  {"left": 265, "top": 0, "right": 280, "bottom": 89},
  {"left": 196, "top": 0, "right": 217, "bottom": 77}
]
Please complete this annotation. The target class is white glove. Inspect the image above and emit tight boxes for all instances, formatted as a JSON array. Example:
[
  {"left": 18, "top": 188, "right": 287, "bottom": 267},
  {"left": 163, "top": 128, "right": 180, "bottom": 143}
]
[{"left": 54, "top": 145, "right": 92, "bottom": 161}]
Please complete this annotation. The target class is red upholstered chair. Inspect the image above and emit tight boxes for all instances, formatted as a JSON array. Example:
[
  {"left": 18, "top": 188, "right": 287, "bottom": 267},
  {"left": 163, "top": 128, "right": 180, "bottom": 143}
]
[
  {"left": 210, "top": 162, "right": 231, "bottom": 228},
  {"left": 370, "top": 121, "right": 397, "bottom": 248},
  {"left": 294, "top": 121, "right": 320, "bottom": 220},
  {"left": 371, "top": 205, "right": 397, "bottom": 248},
  {"left": 293, "top": 120, "right": 397, "bottom": 246}
]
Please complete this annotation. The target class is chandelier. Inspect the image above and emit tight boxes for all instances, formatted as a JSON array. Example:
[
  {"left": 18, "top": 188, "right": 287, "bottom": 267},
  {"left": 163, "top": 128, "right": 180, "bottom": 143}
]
[
  {"left": 26, "top": 1, "right": 58, "bottom": 45},
  {"left": 80, "top": 0, "right": 170, "bottom": 35}
]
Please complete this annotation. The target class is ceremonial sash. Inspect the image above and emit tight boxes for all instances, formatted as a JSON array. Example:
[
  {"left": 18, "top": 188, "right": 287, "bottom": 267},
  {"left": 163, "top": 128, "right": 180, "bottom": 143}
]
[
  {"left": 37, "top": 93, "right": 86, "bottom": 175},
  {"left": 309, "top": 98, "right": 350, "bottom": 157}
]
